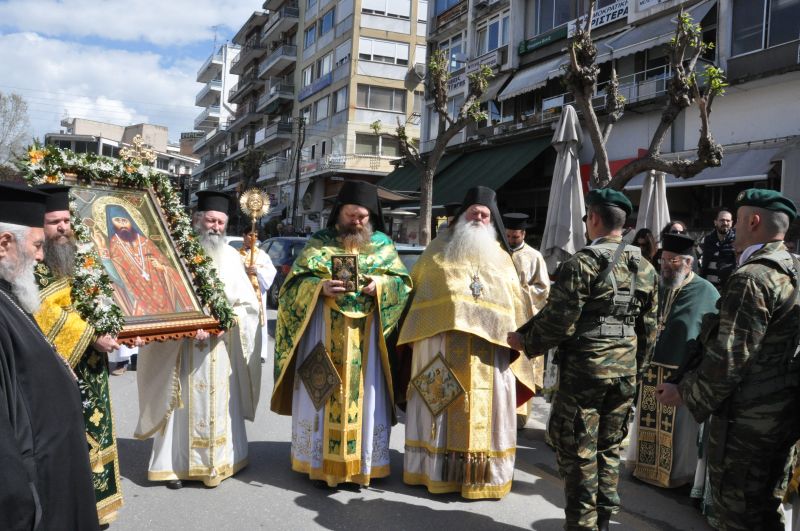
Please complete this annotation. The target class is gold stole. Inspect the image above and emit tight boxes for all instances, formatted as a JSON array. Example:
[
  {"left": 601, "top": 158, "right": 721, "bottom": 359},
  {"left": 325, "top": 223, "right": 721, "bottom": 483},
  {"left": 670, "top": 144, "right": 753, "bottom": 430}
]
[
  {"left": 634, "top": 363, "right": 677, "bottom": 486},
  {"left": 441, "top": 331, "right": 495, "bottom": 484},
  {"left": 320, "top": 301, "right": 373, "bottom": 477},
  {"left": 35, "top": 277, "right": 95, "bottom": 368}
]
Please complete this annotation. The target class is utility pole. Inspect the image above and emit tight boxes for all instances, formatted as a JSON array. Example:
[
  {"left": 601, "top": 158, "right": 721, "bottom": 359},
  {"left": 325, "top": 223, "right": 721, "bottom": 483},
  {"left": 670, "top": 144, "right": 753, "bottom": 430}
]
[{"left": 290, "top": 116, "right": 305, "bottom": 231}]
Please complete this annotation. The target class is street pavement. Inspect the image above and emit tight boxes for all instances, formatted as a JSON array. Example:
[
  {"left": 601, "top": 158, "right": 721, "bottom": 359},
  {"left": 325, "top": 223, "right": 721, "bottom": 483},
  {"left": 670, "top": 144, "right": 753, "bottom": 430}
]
[{"left": 108, "top": 309, "right": 712, "bottom": 530}]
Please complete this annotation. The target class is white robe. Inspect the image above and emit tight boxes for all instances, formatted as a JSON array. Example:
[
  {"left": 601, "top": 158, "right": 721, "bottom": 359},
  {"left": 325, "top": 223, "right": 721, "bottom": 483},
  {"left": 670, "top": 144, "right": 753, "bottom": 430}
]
[
  {"left": 134, "top": 244, "right": 261, "bottom": 486},
  {"left": 240, "top": 246, "right": 276, "bottom": 361}
]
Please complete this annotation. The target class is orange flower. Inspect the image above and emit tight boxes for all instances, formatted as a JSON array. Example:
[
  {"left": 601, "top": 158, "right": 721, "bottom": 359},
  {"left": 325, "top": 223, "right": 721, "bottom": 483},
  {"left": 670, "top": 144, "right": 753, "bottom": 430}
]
[
  {"left": 45, "top": 174, "right": 59, "bottom": 183},
  {"left": 125, "top": 165, "right": 136, "bottom": 173},
  {"left": 28, "top": 150, "right": 45, "bottom": 164},
  {"left": 192, "top": 255, "right": 204, "bottom": 264},
  {"left": 83, "top": 257, "right": 96, "bottom": 268}
]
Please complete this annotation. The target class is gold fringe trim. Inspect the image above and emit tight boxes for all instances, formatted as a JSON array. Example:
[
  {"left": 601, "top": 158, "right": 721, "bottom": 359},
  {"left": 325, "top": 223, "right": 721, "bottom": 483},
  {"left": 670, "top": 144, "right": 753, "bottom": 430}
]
[
  {"left": 291, "top": 457, "right": 390, "bottom": 487},
  {"left": 148, "top": 457, "right": 248, "bottom": 487},
  {"left": 405, "top": 439, "right": 517, "bottom": 459},
  {"left": 403, "top": 471, "right": 513, "bottom": 499}
]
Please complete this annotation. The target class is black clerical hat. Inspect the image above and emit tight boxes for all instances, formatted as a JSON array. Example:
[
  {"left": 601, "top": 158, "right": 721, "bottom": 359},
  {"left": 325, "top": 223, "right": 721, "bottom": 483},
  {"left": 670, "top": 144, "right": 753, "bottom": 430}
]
[
  {"left": 0, "top": 183, "right": 48, "bottom": 228},
  {"left": 326, "top": 180, "right": 385, "bottom": 233},
  {"left": 662, "top": 233, "right": 696, "bottom": 255},
  {"left": 196, "top": 191, "right": 231, "bottom": 214},
  {"left": 502, "top": 213, "right": 529, "bottom": 230},
  {"left": 36, "top": 184, "right": 71, "bottom": 212},
  {"left": 453, "top": 186, "right": 510, "bottom": 252}
]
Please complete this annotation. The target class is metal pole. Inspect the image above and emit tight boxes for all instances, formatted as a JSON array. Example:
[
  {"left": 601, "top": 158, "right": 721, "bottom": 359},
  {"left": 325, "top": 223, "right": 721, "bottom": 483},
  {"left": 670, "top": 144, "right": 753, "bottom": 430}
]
[{"left": 291, "top": 116, "right": 305, "bottom": 233}]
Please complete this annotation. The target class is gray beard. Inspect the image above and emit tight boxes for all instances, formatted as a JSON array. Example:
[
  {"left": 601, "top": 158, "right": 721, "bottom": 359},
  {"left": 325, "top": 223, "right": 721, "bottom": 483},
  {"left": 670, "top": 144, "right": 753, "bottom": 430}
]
[
  {"left": 445, "top": 214, "right": 499, "bottom": 264},
  {"left": 0, "top": 253, "right": 41, "bottom": 314},
  {"left": 194, "top": 221, "right": 226, "bottom": 264},
  {"left": 44, "top": 237, "right": 77, "bottom": 277},
  {"left": 337, "top": 220, "right": 373, "bottom": 252},
  {"left": 661, "top": 267, "right": 688, "bottom": 290}
]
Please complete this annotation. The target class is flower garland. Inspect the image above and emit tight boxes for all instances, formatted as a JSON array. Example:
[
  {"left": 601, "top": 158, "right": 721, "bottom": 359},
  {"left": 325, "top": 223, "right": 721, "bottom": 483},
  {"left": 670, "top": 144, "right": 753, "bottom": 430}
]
[{"left": 20, "top": 143, "right": 235, "bottom": 332}]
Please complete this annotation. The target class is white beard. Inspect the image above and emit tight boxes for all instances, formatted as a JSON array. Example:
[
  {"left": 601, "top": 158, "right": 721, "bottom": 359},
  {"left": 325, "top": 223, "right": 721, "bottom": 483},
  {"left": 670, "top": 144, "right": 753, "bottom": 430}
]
[
  {"left": 0, "top": 252, "right": 40, "bottom": 314},
  {"left": 194, "top": 222, "right": 226, "bottom": 265},
  {"left": 661, "top": 267, "right": 688, "bottom": 290},
  {"left": 444, "top": 214, "right": 499, "bottom": 264}
]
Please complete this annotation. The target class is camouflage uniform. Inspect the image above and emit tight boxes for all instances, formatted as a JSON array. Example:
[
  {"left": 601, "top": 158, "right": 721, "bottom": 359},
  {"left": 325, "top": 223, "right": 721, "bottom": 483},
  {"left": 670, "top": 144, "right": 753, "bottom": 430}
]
[
  {"left": 518, "top": 236, "right": 658, "bottom": 530},
  {"left": 679, "top": 241, "right": 800, "bottom": 530}
]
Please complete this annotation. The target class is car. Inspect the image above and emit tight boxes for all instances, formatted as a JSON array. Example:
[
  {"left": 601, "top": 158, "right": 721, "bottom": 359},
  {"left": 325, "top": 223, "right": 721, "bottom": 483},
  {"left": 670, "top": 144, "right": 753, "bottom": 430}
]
[
  {"left": 260, "top": 236, "right": 309, "bottom": 307},
  {"left": 395, "top": 243, "right": 425, "bottom": 272},
  {"left": 225, "top": 236, "right": 244, "bottom": 250}
]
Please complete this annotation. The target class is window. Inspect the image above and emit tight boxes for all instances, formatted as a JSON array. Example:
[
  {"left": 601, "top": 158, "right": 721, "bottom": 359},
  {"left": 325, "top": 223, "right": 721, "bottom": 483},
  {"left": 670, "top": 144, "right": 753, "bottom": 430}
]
[
  {"left": 317, "top": 53, "right": 333, "bottom": 77},
  {"left": 434, "top": 0, "right": 461, "bottom": 16},
  {"left": 381, "top": 137, "right": 399, "bottom": 157},
  {"left": 732, "top": 0, "right": 800, "bottom": 56},
  {"left": 333, "top": 86, "right": 348, "bottom": 113},
  {"left": 418, "top": 0, "right": 428, "bottom": 21},
  {"left": 535, "top": 0, "right": 586, "bottom": 35},
  {"left": 415, "top": 45, "right": 427, "bottom": 65},
  {"left": 356, "top": 84, "right": 406, "bottom": 112},
  {"left": 362, "top": 0, "right": 411, "bottom": 18},
  {"left": 476, "top": 11, "right": 510, "bottom": 55},
  {"left": 413, "top": 90, "right": 424, "bottom": 115},
  {"left": 302, "top": 66, "right": 313, "bottom": 87},
  {"left": 355, "top": 133, "right": 379, "bottom": 154},
  {"left": 319, "top": 8, "right": 335, "bottom": 36},
  {"left": 301, "top": 105, "right": 311, "bottom": 124},
  {"left": 439, "top": 33, "right": 463, "bottom": 72},
  {"left": 304, "top": 25, "right": 316, "bottom": 48},
  {"left": 358, "top": 37, "right": 409, "bottom": 65},
  {"left": 307, "top": 0, "right": 316, "bottom": 9},
  {"left": 314, "top": 96, "right": 329, "bottom": 122}
]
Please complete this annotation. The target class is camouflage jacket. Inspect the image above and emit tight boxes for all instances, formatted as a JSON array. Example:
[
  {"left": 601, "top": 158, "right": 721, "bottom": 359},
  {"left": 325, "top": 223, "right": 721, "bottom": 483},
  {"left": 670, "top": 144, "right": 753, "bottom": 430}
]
[
  {"left": 679, "top": 241, "right": 800, "bottom": 422},
  {"left": 518, "top": 235, "right": 658, "bottom": 379}
]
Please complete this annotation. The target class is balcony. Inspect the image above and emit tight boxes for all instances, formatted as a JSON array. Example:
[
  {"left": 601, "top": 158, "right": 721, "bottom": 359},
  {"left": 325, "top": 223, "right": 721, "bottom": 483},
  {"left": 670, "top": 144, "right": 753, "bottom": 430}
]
[
  {"left": 195, "top": 79, "right": 222, "bottom": 107},
  {"left": 228, "top": 72, "right": 261, "bottom": 104},
  {"left": 300, "top": 153, "right": 398, "bottom": 176},
  {"left": 254, "top": 120, "right": 293, "bottom": 149},
  {"left": 226, "top": 100, "right": 261, "bottom": 133},
  {"left": 256, "top": 77, "right": 295, "bottom": 113},
  {"left": 230, "top": 35, "right": 268, "bottom": 75},
  {"left": 194, "top": 105, "right": 220, "bottom": 130},
  {"left": 197, "top": 51, "right": 223, "bottom": 83},
  {"left": 258, "top": 44, "right": 297, "bottom": 79},
  {"left": 260, "top": 5, "right": 299, "bottom": 46},
  {"left": 434, "top": 1, "right": 468, "bottom": 34},
  {"left": 257, "top": 156, "right": 289, "bottom": 183}
]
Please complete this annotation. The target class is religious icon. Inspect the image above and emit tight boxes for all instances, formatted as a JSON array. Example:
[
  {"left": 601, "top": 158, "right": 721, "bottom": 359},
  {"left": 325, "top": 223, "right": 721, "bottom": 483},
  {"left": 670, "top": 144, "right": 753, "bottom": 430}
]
[
  {"left": 331, "top": 254, "right": 359, "bottom": 292},
  {"left": 69, "top": 183, "right": 219, "bottom": 341},
  {"left": 411, "top": 353, "right": 465, "bottom": 417},
  {"left": 297, "top": 341, "right": 342, "bottom": 411}
]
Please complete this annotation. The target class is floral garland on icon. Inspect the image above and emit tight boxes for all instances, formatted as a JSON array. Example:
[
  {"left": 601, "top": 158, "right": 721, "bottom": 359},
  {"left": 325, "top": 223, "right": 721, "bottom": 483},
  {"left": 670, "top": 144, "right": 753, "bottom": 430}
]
[{"left": 20, "top": 139, "right": 235, "bottom": 333}]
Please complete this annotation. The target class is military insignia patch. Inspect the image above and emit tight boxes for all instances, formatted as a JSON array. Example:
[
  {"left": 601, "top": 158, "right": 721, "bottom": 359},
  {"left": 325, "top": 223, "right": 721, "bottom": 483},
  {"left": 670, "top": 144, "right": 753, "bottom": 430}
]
[
  {"left": 298, "top": 341, "right": 342, "bottom": 411},
  {"left": 411, "top": 352, "right": 465, "bottom": 417}
]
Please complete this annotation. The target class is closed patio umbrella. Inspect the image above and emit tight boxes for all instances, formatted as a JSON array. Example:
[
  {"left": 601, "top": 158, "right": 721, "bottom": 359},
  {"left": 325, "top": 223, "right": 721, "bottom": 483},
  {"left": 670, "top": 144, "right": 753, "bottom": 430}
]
[{"left": 634, "top": 170, "right": 670, "bottom": 234}]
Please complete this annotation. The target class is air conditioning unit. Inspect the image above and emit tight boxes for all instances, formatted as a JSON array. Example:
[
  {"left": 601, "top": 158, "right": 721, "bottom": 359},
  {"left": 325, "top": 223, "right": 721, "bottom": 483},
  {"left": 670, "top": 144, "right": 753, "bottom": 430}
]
[
  {"left": 466, "top": 135, "right": 480, "bottom": 142},
  {"left": 413, "top": 63, "right": 426, "bottom": 80},
  {"left": 493, "top": 125, "right": 507, "bottom": 135}
]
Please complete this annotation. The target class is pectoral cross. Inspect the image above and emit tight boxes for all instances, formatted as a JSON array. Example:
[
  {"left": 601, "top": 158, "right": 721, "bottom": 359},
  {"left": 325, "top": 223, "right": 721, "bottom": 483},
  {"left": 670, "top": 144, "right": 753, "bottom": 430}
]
[{"left": 469, "top": 274, "right": 483, "bottom": 301}]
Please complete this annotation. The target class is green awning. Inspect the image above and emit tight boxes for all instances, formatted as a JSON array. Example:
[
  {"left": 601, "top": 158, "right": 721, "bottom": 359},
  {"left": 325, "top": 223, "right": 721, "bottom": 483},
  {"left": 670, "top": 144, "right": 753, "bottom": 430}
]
[
  {"left": 378, "top": 154, "right": 461, "bottom": 193},
  {"left": 432, "top": 138, "right": 551, "bottom": 204}
]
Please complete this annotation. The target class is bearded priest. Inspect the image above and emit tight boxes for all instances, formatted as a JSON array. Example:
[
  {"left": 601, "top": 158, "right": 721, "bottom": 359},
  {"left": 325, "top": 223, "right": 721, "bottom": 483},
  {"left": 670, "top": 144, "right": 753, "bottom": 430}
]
[
  {"left": 0, "top": 183, "right": 99, "bottom": 530},
  {"left": 271, "top": 181, "right": 412, "bottom": 489},
  {"left": 33, "top": 184, "right": 124, "bottom": 525},
  {"left": 134, "top": 191, "right": 262, "bottom": 489},
  {"left": 398, "top": 186, "right": 535, "bottom": 499}
]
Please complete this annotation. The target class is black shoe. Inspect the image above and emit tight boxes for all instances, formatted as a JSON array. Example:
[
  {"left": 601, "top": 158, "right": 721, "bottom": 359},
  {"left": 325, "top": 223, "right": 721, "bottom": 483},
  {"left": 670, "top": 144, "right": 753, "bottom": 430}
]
[
  {"left": 597, "top": 514, "right": 610, "bottom": 531},
  {"left": 166, "top": 479, "right": 183, "bottom": 490}
]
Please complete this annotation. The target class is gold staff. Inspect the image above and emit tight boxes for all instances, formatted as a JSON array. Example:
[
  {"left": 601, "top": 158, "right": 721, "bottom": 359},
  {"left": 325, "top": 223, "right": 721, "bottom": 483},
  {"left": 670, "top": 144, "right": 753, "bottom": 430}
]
[{"left": 239, "top": 189, "right": 270, "bottom": 325}]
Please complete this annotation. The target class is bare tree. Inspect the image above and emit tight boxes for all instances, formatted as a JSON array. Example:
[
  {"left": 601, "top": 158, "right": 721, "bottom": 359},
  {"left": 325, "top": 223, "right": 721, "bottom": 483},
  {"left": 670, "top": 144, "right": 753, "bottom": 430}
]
[
  {"left": 375, "top": 49, "right": 492, "bottom": 245},
  {"left": 0, "top": 92, "right": 32, "bottom": 169},
  {"left": 565, "top": 2, "right": 727, "bottom": 190}
]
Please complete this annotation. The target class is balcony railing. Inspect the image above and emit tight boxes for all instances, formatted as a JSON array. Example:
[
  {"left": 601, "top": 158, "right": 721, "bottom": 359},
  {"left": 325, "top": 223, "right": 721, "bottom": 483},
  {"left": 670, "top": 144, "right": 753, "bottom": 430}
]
[
  {"left": 197, "top": 52, "right": 223, "bottom": 81},
  {"left": 195, "top": 79, "right": 222, "bottom": 106},
  {"left": 261, "top": 5, "right": 300, "bottom": 44},
  {"left": 258, "top": 44, "right": 297, "bottom": 78},
  {"left": 258, "top": 156, "right": 289, "bottom": 182},
  {"left": 228, "top": 72, "right": 259, "bottom": 101},
  {"left": 193, "top": 105, "right": 220, "bottom": 129}
]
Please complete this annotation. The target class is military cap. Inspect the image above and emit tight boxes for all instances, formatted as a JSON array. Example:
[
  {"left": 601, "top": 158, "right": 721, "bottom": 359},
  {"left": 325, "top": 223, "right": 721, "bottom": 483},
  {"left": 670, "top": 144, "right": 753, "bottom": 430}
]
[
  {"left": 735, "top": 188, "right": 797, "bottom": 221},
  {"left": 585, "top": 188, "right": 633, "bottom": 217}
]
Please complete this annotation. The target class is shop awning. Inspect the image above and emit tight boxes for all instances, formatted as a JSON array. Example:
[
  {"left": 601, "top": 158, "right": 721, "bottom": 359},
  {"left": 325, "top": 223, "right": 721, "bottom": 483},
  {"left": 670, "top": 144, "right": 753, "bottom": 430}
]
[
  {"left": 432, "top": 138, "right": 552, "bottom": 204},
  {"left": 481, "top": 72, "right": 512, "bottom": 102},
  {"left": 624, "top": 143, "right": 783, "bottom": 191},
  {"left": 377, "top": 154, "right": 461, "bottom": 193},
  {"left": 498, "top": 56, "right": 567, "bottom": 102},
  {"left": 603, "top": 0, "right": 716, "bottom": 61}
]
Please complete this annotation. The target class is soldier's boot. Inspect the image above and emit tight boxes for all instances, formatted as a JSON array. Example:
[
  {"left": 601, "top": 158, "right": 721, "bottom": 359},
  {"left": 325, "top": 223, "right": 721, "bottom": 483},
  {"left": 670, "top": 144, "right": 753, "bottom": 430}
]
[{"left": 596, "top": 514, "right": 610, "bottom": 531}]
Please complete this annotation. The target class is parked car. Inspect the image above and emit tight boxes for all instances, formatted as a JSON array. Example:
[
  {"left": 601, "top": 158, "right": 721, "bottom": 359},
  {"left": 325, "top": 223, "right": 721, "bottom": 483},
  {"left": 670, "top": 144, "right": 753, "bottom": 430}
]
[
  {"left": 225, "top": 236, "right": 244, "bottom": 250},
  {"left": 260, "top": 237, "right": 309, "bottom": 307},
  {"left": 395, "top": 243, "right": 425, "bottom": 272}
]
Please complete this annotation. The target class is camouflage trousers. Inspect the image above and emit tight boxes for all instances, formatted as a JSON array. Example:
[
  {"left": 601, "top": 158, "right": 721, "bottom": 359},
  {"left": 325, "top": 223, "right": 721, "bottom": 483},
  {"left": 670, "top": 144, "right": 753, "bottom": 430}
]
[
  {"left": 548, "top": 371, "right": 636, "bottom": 531},
  {"left": 706, "top": 386, "right": 800, "bottom": 531}
]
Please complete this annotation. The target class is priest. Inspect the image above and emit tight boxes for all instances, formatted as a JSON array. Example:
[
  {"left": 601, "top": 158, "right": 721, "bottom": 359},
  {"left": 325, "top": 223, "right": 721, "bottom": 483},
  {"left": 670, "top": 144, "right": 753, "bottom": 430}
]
[
  {"left": 33, "top": 184, "right": 124, "bottom": 525},
  {"left": 134, "top": 191, "right": 262, "bottom": 489},
  {"left": 271, "top": 181, "right": 412, "bottom": 488},
  {"left": 240, "top": 229, "right": 276, "bottom": 362},
  {"left": 504, "top": 212, "right": 550, "bottom": 428},
  {"left": 398, "top": 186, "right": 535, "bottom": 499},
  {"left": 629, "top": 233, "right": 719, "bottom": 487},
  {"left": 0, "top": 183, "right": 99, "bottom": 530}
]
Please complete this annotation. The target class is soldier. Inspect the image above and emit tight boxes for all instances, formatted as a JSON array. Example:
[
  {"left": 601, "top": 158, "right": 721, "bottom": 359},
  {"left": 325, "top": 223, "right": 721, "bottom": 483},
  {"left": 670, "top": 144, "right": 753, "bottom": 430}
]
[
  {"left": 508, "top": 188, "right": 658, "bottom": 531},
  {"left": 657, "top": 188, "right": 800, "bottom": 530}
]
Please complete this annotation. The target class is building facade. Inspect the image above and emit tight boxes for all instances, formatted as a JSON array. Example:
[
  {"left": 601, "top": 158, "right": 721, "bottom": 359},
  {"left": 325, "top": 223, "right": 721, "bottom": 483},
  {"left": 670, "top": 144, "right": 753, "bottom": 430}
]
[{"left": 382, "top": 0, "right": 799, "bottom": 242}]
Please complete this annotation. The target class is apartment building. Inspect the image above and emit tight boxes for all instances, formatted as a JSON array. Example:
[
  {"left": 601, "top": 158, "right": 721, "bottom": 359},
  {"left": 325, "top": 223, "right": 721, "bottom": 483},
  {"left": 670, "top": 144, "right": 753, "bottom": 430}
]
[
  {"left": 383, "top": 0, "right": 800, "bottom": 237},
  {"left": 191, "top": 43, "right": 240, "bottom": 206},
  {"left": 46, "top": 117, "right": 199, "bottom": 203}
]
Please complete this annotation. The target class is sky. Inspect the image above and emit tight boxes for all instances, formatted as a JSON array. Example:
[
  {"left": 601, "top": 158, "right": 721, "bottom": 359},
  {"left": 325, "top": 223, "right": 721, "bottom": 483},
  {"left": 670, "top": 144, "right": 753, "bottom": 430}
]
[{"left": 0, "top": 0, "right": 259, "bottom": 145}]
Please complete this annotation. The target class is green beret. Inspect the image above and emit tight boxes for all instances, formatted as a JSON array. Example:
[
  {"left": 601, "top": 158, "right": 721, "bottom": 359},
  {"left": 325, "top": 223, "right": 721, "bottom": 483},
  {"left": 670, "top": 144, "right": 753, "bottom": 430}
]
[
  {"left": 586, "top": 188, "right": 633, "bottom": 217},
  {"left": 736, "top": 188, "right": 797, "bottom": 221}
]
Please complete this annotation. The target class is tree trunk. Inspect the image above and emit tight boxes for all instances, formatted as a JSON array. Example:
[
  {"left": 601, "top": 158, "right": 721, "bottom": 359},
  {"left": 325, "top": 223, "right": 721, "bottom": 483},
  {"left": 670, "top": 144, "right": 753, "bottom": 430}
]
[{"left": 418, "top": 167, "right": 434, "bottom": 246}]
